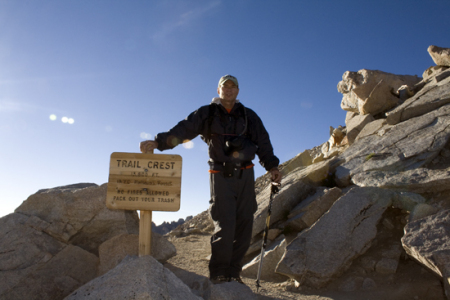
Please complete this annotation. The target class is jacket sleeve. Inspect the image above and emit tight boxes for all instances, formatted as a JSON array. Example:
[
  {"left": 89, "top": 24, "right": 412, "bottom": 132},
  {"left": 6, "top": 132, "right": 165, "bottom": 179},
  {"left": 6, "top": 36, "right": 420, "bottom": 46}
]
[
  {"left": 155, "top": 105, "right": 209, "bottom": 151},
  {"left": 248, "top": 109, "right": 280, "bottom": 171}
]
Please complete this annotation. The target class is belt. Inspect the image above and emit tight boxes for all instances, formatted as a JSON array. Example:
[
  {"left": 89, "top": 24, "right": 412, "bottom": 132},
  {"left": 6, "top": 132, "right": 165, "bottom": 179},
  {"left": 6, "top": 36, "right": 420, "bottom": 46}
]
[{"left": 208, "top": 161, "right": 254, "bottom": 174}]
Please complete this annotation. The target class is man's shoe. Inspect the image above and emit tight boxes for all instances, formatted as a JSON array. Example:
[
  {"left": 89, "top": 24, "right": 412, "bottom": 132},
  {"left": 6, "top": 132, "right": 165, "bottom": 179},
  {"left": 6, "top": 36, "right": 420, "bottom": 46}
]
[
  {"left": 210, "top": 275, "right": 229, "bottom": 284},
  {"left": 229, "top": 276, "right": 245, "bottom": 284}
]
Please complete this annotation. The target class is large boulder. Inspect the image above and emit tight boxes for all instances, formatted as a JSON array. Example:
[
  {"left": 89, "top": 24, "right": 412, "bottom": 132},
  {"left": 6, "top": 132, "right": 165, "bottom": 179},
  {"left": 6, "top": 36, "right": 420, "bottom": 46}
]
[
  {"left": 335, "top": 103, "right": 450, "bottom": 187},
  {"left": 98, "top": 232, "right": 176, "bottom": 275},
  {"left": 285, "top": 187, "right": 342, "bottom": 231},
  {"left": 345, "top": 112, "right": 375, "bottom": 145},
  {"left": 0, "top": 213, "right": 99, "bottom": 300},
  {"left": 338, "top": 69, "right": 421, "bottom": 115},
  {"left": 386, "top": 69, "right": 450, "bottom": 125},
  {"left": 276, "top": 187, "right": 396, "bottom": 288},
  {"left": 352, "top": 167, "right": 450, "bottom": 194},
  {"left": 241, "top": 236, "right": 287, "bottom": 282},
  {"left": 15, "top": 183, "right": 139, "bottom": 254},
  {"left": 428, "top": 45, "right": 450, "bottom": 67},
  {"left": 252, "top": 159, "right": 335, "bottom": 239},
  {"left": 281, "top": 150, "right": 312, "bottom": 174},
  {"left": 401, "top": 209, "right": 450, "bottom": 278},
  {"left": 64, "top": 255, "right": 202, "bottom": 300}
]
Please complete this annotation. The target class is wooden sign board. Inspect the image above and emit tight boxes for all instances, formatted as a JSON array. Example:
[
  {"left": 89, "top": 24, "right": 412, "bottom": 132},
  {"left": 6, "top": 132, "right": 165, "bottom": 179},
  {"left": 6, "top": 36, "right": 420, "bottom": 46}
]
[{"left": 106, "top": 152, "right": 182, "bottom": 211}]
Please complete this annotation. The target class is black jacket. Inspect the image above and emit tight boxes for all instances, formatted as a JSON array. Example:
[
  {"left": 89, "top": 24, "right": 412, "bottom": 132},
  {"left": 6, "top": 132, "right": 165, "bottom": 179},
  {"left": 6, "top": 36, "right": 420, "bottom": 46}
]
[{"left": 155, "top": 101, "right": 279, "bottom": 172}]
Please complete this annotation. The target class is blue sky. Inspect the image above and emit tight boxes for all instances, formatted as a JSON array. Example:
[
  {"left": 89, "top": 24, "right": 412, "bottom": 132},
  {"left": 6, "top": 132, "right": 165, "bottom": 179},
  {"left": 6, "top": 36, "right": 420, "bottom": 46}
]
[{"left": 1, "top": 0, "right": 449, "bottom": 225}]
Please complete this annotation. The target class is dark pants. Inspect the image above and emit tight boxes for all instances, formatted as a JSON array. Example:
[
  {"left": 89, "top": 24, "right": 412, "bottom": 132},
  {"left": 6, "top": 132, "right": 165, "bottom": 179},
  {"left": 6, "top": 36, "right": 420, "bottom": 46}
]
[{"left": 208, "top": 167, "right": 257, "bottom": 278}]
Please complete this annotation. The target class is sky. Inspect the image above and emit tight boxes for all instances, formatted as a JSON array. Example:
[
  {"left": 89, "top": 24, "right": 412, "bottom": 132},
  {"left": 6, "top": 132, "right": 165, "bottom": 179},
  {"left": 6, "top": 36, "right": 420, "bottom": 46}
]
[{"left": 1, "top": 0, "right": 449, "bottom": 225}]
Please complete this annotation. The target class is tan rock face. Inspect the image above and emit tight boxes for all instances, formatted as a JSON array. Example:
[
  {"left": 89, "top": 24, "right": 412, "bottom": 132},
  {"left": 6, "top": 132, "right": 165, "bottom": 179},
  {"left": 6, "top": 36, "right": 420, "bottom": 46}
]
[
  {"left": 338, "top": 69, "right": 421, "bottom": 115},
  {"left": 428, "top": 45, "right": 450, "bottom": 67}
]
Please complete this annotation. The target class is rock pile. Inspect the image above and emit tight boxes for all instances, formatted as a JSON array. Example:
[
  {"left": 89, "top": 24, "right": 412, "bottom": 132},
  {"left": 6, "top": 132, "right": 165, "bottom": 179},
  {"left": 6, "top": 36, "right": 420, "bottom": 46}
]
[
  {"left": 152, "top": 216, "right": 193, "bottom": 235},
  {"left": 0, "top": 183, "right": 176, "bottom": 300},
  {"left": 1, "top": 45, "right": 450, "bottom": 300},
  {"left": 241, "top": 44, "right": 450, "bottom": 299}
]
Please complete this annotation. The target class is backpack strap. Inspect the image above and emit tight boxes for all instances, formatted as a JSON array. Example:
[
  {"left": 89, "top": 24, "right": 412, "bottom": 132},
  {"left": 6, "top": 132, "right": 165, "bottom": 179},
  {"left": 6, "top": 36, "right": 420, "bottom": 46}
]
[
  {"left": 204, "top": 103, "right": 248, "bottom": 139},
  {"left": 204, "top": 103, "right": 217, "bottom": 140}
]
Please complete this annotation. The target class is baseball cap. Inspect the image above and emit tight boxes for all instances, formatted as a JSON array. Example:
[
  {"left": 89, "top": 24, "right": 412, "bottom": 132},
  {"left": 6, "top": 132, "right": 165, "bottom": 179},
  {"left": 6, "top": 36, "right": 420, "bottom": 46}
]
[{"left": 218, "top": 75, "right": 239, "bottom": 87}]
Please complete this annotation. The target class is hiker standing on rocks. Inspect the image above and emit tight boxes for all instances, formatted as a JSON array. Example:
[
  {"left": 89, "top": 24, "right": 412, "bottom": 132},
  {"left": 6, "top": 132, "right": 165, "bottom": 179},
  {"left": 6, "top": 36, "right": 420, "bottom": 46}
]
[{"left": 140, "top": 74, "right": 281, "bottom": 284}]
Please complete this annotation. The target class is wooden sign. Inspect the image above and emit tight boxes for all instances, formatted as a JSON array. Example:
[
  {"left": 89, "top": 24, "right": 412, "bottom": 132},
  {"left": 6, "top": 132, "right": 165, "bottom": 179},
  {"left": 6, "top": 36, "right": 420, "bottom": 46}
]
[{"left": 106, "top": 152, "right": 182, "bottom": 211}]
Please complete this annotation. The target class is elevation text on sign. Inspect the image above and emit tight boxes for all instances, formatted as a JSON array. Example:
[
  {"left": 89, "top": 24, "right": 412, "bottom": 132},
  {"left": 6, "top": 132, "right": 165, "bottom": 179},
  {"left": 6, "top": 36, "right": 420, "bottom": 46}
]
[{"left": 106, "top": 152, "right": 182, "bottom": 211}]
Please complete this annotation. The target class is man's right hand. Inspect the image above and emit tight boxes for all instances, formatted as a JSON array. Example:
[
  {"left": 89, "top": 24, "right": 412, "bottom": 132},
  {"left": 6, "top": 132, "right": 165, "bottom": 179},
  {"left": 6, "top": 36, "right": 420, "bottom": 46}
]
[{"left": 140, "top": 140, "right": 158, "bottom": 153}]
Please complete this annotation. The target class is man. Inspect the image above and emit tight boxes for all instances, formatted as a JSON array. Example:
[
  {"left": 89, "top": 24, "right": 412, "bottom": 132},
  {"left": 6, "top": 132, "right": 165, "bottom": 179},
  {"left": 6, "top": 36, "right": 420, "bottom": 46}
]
[{"left": 140, "top": 75, "right": 281, "bottom": 284}]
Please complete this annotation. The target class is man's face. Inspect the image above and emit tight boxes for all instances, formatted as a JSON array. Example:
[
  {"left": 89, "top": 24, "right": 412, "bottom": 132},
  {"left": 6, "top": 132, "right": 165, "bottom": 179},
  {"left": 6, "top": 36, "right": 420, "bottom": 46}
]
[{"left": 217, "top": 80, "right": 239, "bottom": 102}]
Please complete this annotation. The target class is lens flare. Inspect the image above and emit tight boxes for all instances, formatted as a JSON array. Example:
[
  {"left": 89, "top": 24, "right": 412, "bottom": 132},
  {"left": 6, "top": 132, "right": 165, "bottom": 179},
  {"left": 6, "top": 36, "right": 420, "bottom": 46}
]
[
  {"left": 182, "top": 140, "right": 194, "bottom": 149},
  {"left": 140, "top": 132, "right": 152, "bottom": 139},
  {"left": 49, "top": 114, "right": 57, "bottom": 121},
  {"left": 68, "top": 118, "right": 74, "bottom": 124},
  {"left": 61, "top": 117, "right": 69, "bottom": 123}
]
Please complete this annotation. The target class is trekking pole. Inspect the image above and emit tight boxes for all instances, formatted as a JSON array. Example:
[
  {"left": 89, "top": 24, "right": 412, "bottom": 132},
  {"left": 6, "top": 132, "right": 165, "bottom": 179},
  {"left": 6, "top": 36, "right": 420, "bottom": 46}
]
[{"left": 256, "top": 182, "right": 280, "bottom": 293}]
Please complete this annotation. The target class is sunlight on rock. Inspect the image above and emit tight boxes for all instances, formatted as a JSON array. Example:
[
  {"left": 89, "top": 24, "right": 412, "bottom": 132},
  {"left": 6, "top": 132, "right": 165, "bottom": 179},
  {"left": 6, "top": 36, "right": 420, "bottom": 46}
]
[{"left": 182, "top": 140, "right": 194, "bottom": 149}]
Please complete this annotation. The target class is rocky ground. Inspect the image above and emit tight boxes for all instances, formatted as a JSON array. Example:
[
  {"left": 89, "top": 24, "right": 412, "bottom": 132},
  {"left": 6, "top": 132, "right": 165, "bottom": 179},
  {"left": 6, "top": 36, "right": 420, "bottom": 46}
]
[{"left": 165, "top": 231, "right": 446, "bottom": 300}]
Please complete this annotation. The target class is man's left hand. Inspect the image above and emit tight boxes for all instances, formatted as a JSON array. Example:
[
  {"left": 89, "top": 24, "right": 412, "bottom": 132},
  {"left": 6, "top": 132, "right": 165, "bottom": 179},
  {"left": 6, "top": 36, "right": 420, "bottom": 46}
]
[{"left": 270, "top": 167, "right": 282, "bottom": 184}]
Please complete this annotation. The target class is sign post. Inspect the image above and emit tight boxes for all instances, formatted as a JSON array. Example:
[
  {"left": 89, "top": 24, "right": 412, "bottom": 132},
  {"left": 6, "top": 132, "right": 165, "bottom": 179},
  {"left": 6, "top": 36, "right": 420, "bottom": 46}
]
[{"left": 106, "top": 152, "right": 182, "bottom": 256}]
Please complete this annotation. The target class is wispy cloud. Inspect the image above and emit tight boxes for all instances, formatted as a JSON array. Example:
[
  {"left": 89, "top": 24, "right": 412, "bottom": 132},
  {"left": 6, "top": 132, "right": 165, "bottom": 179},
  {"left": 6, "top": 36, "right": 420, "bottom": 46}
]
[
  {"left": 0, "top": 100, "right": 30, "bottom": 112},
  {"left": 151, "top": 0, "right": 221, "bottom": 41},
  {"left": 0, "top": 99, "right": 65, "bottom": 115}
]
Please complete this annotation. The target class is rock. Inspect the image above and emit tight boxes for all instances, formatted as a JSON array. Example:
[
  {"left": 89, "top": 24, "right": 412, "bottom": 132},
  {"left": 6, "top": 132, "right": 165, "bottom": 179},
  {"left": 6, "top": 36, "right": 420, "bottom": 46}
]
[
  {"left": 433, "top": 252, "right": 450, "bottom": 300},
  {"left": 281, "top": 150, "right": 312, "bottom": 175},
  {"left": 0, "top": 213, "right": 98, "bottom": 300},
  {"left": 276, "top": 187, "right": 396, "bottom": 288},
  {"left": 423, "top": 65, "right": 450, "bottom": 81},
  {"left": 312, "top": 153, "right": 325, "bottom": 163},
  {"left": 64, "top": 255, "right": 202, "bottom": 300},
  {"left": 401, "top": 209, "right": 450, "bottom": 278},
  {"left": 336, "top": 103, "right": 450, "bottom": 187},
  {"left": 203, "top": 281, "right": 257, "bottom": 300},
  {"left": 252, "top": 159, "right": 335, "bottom": 239},
  {"left": 174, "top": 210, "right": 214, "bottom": 235},
  {"left": 362, "top": 277, "right": 377, "bottom": 290},
  {"left": 386, "top": 70, "right": 450, "bottom": 125},
  {"left": 285, "top": 187, "right": 342, "bottom": 231},
  {"left": 330, "top": 126, "right": 345, "bottom": 145},
  {"left": 396, "top": 84, "right": 415, "bottom": 101},
  {"left": 35, "top": 183, "right": 98, "bottom": 194},
  {"left": 267, "top": 228, "right": 282, "bottom": 241},
  {"left": 428, "top": 45, "right": 450, "bottom": 67},
  {"left": 241, "top": 237, "right": 287, "bottom": 282},
  {"left": 360, "top": 256, "right": 377, "bottom": 272},
  {"left": 409, "top": 203, "right": 439, "bottom": 223},
  {"left": 153, "top": 217, "right": 191, "bottom": 235},
  {"left": 352, "top": 167, "right": 450, "bottom": 194},
  {"left": 15, "top": 183, "right": 139, "bottom": 255},
  {"left": 375, "top": 258, "right": 399, "bottom": 274},
  {"left": 345, "top": 112, "right": 375, "bottom": 145},
  {"left": 339, "top": 276, "right": 364, "bottom": 292},
  {"left": 355, "top": 119, "right": 389, "bottom": 141},
  {"left": 322, "top": 126, "right": 347, "bottom": 155},
  {"left": 338, "top": 69, "right": 421, "bottom": 115},
  {"left": 393, "top": 192, "right": 427, "bottom": 212},
  {"left": 164, "top": 264, "right": 212, "bottom": 298},
  {"left": 98, "top": 232, "right": 176, "bottom": 275}
]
